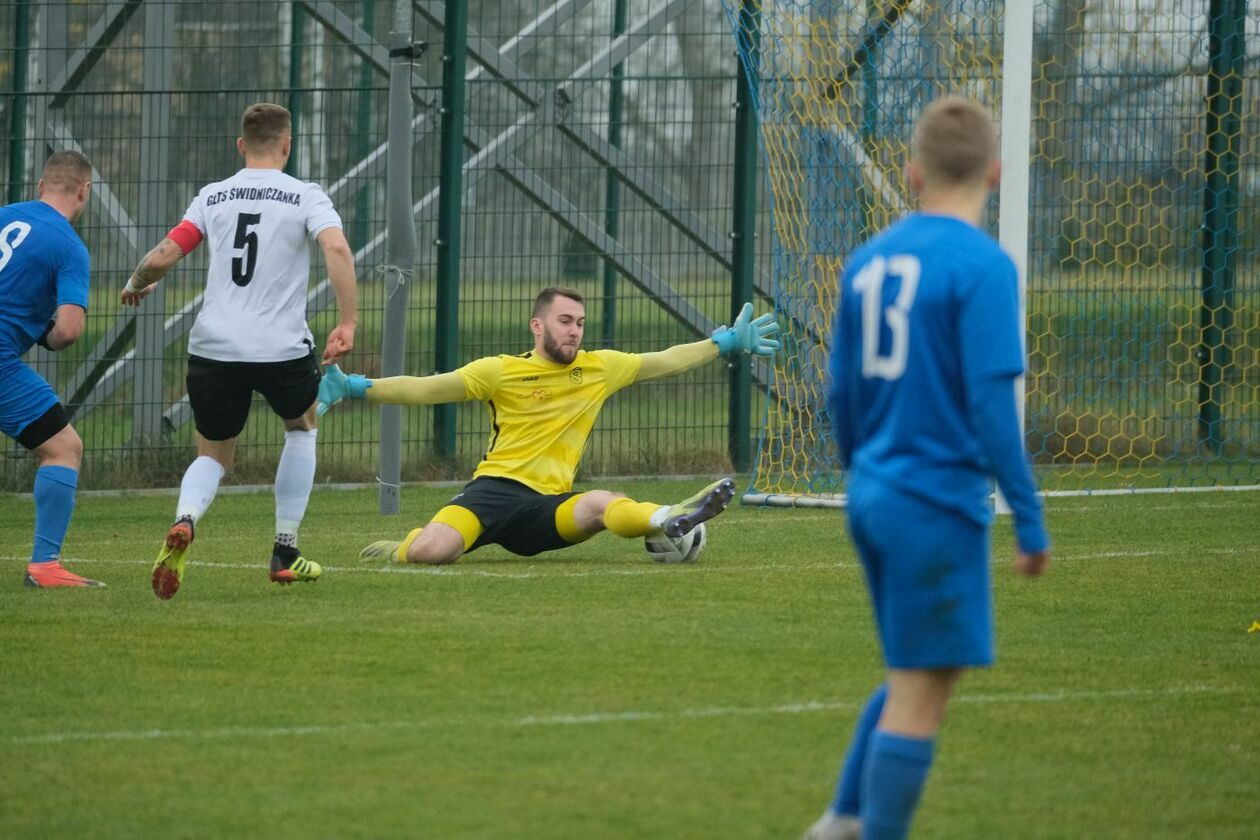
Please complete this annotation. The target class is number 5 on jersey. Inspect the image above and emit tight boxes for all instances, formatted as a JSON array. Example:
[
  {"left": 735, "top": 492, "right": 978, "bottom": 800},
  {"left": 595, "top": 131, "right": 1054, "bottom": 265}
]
[
  {"left": 232, "top": 212, "right": 262, "bottom": 286},
  {"left": 852, "top": 254, "right": 920, "bottom": 381}
]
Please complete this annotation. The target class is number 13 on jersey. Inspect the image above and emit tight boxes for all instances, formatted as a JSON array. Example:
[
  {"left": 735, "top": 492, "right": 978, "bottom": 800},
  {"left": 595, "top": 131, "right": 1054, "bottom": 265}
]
[{"left": 852, "top": 254, "right": 920, "bottom": 381}]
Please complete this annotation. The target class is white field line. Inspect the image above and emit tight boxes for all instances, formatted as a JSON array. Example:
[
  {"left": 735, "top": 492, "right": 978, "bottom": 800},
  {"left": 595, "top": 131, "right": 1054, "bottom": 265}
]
[
  {"left": 2, "top": 474, "right": 722, "bottom": 501},
  {"left": 0, "top": 555, "right": 846, "bottom": 578},
  {"left": 5, "top": 685, "right": 1240, "bottom": 747},
  {"left": 6, "top": 489, "right": 1259, "bottom": 514},
  {"left": 1041, "top": 484, "right": 1260, "bottom": 498},
  {"left": 4, "top": 479, "right": 1258, "bottom": 503},
  {"left": 1, "top": 546, "right": 1249, "bottom": 581},
  {"left": 767, "top": 497, "right": 1260, "bottom": 521},
  {"left": 746, "top": 485, "right": 1260, "bottom": 510}
]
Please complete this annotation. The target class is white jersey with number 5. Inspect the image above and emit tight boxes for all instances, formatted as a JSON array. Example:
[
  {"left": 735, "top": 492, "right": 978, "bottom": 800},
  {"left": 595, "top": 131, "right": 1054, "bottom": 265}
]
[{"left": 183, "top": 167, "right": 342, "bottom": 362}]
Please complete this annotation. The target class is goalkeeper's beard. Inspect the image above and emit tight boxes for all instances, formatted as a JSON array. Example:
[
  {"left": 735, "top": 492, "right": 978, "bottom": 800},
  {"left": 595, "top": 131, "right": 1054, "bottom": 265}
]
[{"left": 542, "top": 328, "right": 579, "bottom": 365}]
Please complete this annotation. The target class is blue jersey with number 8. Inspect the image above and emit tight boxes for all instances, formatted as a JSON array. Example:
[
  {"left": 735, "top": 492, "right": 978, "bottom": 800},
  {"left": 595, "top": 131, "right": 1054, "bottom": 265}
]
[{"left": 0, "top": 200, "right": 90, "bottom": 360}]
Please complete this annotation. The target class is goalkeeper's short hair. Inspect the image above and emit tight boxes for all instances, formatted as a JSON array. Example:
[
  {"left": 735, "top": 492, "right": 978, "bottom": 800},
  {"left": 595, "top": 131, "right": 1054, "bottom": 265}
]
[{"left": 532, "top": 287, "right": 584, "bottom": 319}]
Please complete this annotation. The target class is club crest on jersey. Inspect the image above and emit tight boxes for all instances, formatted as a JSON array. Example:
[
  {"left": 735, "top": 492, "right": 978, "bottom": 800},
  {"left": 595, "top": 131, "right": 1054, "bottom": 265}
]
[{"left": 569, "top": 367, "right": 583, "bottom": 384}]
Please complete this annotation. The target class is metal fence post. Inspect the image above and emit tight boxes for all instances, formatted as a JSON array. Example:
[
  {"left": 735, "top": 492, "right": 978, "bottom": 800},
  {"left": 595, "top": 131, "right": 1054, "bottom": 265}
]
[
  {"left": 601, "top": 0, "right": 628, "bottom": 348},
  {"left": 728, "top": 0, "right": 759, "bottom": 472},
  {"left": 7, "top": 0, "right": 30, "bottom": 205},
  {"left": 132, "top": 0, "right": 173, "bottom": 442},
  {"left": 286, "top": 4, "right": 305, "bottom": 178},
  {"left": 1198, "top": 0, "right": 1245, "bottom": 453},
  {"left": 352, "top": 0, "right": 376, "bottom": 253},
  {"left": 378, "top": 0, "right": 418, "bottom": 514},
  {"left": 434, "top": 0, "right": 469, "bottom": 458},
  {"left": 25, "top": 0, "right": 67, "bottom": 389}
]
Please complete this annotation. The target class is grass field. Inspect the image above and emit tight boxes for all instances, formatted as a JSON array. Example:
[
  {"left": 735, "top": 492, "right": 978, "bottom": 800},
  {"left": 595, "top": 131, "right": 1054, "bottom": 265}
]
[{"left": 1, "top": 481, "right": 1258, "bottom": 839}]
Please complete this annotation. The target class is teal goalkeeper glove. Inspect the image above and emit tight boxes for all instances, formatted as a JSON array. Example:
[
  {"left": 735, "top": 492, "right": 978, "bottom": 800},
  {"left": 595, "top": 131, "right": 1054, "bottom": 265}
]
[
  {"left": 710, "top": 302, "right": 781, "bottom": 356},
  {"left": 316, "top": 364, "right": 371, "bottom": 416}
]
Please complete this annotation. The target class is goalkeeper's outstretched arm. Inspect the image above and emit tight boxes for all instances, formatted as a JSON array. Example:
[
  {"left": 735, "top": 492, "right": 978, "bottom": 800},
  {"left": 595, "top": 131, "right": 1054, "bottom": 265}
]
[
  {"left": 365, "top": 373, "right": 468, "bottom": 405},
  {"left": 317, "top": 367, "right": 468, "bottom": 416},
  {"left": 634, "top": 340, "right": 719, "bottom": 382},
  {"left": 633, "top": 302, "right": 781, "bottom": 383}
]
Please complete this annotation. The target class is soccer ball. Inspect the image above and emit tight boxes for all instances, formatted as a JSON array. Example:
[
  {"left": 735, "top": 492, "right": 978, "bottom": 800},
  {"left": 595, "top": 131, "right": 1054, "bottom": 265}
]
[{"left": 644, "top": 523, "right": 707, "bottom": 563}]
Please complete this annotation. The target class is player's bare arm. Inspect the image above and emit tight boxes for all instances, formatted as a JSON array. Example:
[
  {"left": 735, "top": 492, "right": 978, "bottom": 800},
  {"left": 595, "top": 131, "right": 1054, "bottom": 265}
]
[
  {"left": 39, "top": 303, "right": 86, "bottom": 351},
  {"left": 317, "top": 227, "right": 357, "bottom": 364},
  {"left": 121, "top": 237, "right": 186, "bottom": 306}
]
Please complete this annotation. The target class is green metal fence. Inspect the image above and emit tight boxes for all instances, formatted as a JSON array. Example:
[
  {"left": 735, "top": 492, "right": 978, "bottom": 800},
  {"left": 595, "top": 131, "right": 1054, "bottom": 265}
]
[
  {"left": 9, "top": 1, "right": 1255, "bottom": 497},
  {"left": 1, "top": 0, "right": 763, "bottom": 491},
  {"left": 725, "top": 0, "right": 1260, "bottom": 502}
]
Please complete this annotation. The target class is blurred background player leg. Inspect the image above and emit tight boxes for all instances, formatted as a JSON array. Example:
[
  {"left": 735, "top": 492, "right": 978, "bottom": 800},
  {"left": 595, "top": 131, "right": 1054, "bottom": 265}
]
[{"left": 800, "top": 683, "right": 888, "bottom": 840}]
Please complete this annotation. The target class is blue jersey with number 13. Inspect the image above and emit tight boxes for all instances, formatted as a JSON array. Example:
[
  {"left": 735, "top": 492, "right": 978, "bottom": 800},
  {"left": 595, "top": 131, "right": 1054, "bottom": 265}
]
[{"left": 827, "top": 213, "right": 1029, "bottom": 529}]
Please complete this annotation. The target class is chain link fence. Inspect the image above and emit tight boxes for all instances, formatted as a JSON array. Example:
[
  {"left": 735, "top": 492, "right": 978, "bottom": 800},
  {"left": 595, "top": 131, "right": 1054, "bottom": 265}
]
[
  {"left": 1, "top": 0, "right": 762, "bottom": 491},
  {"left": 728, "top": 0, "right": 1259, "bottom": 500},
  {"left": 6, "top": 1, "right": 1257, "bottom": 495}
]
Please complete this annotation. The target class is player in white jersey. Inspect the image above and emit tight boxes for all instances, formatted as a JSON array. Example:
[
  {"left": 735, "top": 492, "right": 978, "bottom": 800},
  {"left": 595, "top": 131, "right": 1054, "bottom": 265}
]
[{"left": 121, "top": 103, "right": 358, "bottom": 600}]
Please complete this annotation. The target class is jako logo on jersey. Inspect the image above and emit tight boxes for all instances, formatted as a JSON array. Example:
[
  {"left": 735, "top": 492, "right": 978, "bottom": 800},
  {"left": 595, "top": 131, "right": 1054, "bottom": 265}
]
[
  {"left": 569, "top": 368, "right": 583, "bottom": 384},
  {"left": 521, "top": 375, "right": 539, "bottom": 382}
]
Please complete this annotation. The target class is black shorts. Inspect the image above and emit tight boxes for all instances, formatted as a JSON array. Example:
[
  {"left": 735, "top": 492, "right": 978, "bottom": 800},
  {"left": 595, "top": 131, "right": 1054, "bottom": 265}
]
[
  {"left": 16, "top": 402, "right": 69, "bottom": 450},
  {"left": 448, "top": 476, "right": 580, "bottom": 557},
  {"left": 186, "top": 351, "right": 320, "bottom": 441}
]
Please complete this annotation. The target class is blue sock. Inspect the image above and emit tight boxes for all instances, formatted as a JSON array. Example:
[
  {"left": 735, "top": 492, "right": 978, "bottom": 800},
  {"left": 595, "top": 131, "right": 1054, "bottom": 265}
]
[
  {"left": 31, "top": 465, "right": 78, "bottom": 565},
  {"left": 830, "top": 683, "right": 888, "bottom": 817},
  {"left": 860, "top": 730, "right": 936, "bottom": 840}
]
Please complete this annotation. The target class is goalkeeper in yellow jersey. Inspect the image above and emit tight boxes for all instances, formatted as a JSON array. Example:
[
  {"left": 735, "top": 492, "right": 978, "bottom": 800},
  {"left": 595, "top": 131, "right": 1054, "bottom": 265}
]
[{"left": 316, "top": 287, "right": 780, "bottom": 565}]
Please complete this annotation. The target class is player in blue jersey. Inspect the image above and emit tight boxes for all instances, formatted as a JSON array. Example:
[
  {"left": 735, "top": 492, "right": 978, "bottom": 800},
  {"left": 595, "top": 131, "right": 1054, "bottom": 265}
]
[
  {"left": 0, "top": 150, "right": 104, "bottom": 588},
  {"left": 802, "top": 98, "right": 1051, "bottom": 840}
]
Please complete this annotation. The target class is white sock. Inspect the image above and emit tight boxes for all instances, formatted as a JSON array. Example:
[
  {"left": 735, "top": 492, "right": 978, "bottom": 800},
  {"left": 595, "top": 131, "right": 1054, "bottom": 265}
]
[
  {"left": 176, "top": 455, "right": 225, "bottom": 523},
  {"left": 275, "top": 429, "right": 317, "bottom": 543},
  {"left": 648, "top": 505, "right": 671, "bottom": 531}
]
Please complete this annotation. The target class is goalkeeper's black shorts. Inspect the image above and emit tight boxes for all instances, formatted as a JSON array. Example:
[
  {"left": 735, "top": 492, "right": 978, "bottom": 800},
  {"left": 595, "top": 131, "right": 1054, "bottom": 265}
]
[{"left": 440, "top": 476, "right": 580, "bottom": 557}]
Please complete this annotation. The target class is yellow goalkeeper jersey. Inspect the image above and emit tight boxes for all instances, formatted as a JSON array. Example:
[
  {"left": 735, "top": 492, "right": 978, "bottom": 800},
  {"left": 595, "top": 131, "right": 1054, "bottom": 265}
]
[{"left": 456, "top": 349, "right": 643, "bottom": 494}]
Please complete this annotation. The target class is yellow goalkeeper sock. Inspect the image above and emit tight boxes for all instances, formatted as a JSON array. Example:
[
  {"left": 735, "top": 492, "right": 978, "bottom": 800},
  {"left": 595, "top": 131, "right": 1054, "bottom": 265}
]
[
  {"left": 395, "top": 527, "right": 424, "bottom": 562},
  {"left": 555, "top": 494, "right": 596, "bottom": 544},
  {"left": 603, "top": 497, "right": 663, "bottom": 538}
]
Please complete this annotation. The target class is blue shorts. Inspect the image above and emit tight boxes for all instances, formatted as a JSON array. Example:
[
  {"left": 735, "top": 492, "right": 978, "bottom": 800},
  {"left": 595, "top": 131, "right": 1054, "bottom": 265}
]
[
  {"left": 846, "top": 476, "right": 994, "bottom": 669},
  {"left": 0, "top": 357, "right": 60, "bottom": 441}
]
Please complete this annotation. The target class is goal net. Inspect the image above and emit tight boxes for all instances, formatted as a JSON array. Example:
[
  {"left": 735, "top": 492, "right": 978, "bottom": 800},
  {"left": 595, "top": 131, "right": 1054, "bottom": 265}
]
[{"left": 723, "top": 1, "right": 1259, "bottom": 505}]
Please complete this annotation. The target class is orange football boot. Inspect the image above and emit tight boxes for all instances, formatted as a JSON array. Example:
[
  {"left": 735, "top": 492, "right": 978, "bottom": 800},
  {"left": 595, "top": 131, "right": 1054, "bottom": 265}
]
[{"left": 24, "top": 560, "right": 106, "bottom": 588}]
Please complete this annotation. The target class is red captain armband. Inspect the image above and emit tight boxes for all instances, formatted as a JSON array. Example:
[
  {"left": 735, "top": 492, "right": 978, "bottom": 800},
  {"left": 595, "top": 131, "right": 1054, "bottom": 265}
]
[{"left": 166, "top": 220, "right": 203, "bottom": 254}]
